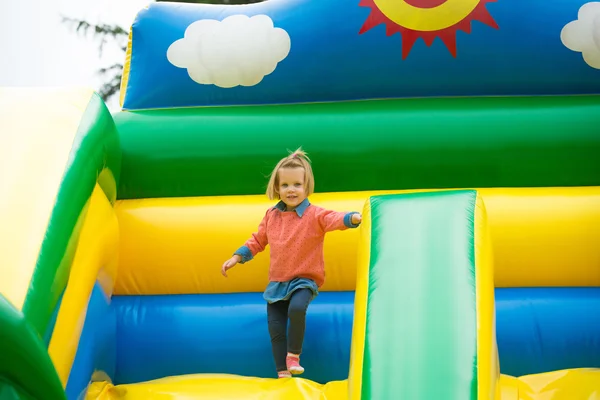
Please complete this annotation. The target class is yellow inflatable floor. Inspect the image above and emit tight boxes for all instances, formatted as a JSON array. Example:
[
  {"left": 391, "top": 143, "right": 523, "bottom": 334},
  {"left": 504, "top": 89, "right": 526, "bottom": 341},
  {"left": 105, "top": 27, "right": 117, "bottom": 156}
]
[
  {"left": 86, "top": 369, "right": 600, "bottom": 400},
  {"left": 500, "top": 369, "right": 600, "bottom": 400},
  {"left": 86, "top": 374, "right": 347, "bottom": 400}
]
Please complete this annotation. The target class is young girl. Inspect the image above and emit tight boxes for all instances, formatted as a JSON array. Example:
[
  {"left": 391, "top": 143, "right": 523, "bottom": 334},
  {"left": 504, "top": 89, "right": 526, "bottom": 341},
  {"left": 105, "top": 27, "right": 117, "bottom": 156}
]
[{"left": 221, "top": 148, "right": 362, "bottom": 379}]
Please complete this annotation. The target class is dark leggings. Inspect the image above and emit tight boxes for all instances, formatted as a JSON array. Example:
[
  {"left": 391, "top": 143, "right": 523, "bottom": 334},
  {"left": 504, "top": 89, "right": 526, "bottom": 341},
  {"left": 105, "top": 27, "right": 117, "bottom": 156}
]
[{"left": 267, "top": 288, "right": 313, "bottom": 372}]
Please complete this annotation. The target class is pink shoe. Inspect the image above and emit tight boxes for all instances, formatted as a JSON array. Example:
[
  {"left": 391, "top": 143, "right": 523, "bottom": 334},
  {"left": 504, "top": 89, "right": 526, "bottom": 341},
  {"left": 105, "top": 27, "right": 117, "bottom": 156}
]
[
  {"left": 286, "top": 354, "right": 304, "bottom": 375},
  {"left": 278, "top": 370, "right": 291, "bottom": 379}
]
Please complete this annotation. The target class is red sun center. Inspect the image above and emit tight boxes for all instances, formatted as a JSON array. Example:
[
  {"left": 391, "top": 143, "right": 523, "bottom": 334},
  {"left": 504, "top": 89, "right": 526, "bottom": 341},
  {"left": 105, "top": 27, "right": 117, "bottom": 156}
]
[
  {"left": 359, "top": 0, "right": 499, "bottom": 59},
  {"left": 404, "top": 0, "right": 448, "bottom": 8}
]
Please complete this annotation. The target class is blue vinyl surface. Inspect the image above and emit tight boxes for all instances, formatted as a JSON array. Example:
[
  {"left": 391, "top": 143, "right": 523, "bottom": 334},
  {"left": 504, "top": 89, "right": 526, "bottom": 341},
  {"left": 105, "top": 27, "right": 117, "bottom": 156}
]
[
  {"left": 106, "top": 287, "right": 600, "bottom": 385},
  {"left": 123, "top": 0, "right": 600, "bottom": 109},
  {"left": 65, "top": 282, "right": 116, "bottom": 400},
  {"left": 112, "top": 291, "right": 354, "bottom": 384},
  {"left": 495, "top": 287, "right": 600, "bottom": 377}
]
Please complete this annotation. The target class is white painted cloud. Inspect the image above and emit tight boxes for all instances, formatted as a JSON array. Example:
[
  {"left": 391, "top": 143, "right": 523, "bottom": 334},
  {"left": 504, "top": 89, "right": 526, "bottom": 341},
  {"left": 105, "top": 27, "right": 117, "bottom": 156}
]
[
  {"left": 560, "top": 2, "right": 600, "bottom": 69},
  {"left": 167, "top": 14, "right": 291, "bottom": 88}
]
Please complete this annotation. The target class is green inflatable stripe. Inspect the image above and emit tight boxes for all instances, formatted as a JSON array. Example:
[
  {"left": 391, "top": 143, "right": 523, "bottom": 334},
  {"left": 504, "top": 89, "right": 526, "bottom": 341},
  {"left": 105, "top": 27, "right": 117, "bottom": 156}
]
[
  {"left": 0, "top": 294, "right": 66, "bottom": 400},
  {"left": 114, "top": 95, "right": 600, "bottom": 200},
  {"left": 363, "top": 191, "right": 478, "bottom": 399},
  {"left": 22, "top": 93, "right": 121, "bottom": 336}
]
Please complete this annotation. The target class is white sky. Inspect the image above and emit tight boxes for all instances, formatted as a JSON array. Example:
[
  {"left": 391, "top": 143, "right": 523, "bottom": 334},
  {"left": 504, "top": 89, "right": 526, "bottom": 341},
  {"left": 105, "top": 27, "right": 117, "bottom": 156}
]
[{"left": 0, "top": 0, "right": 151, "bottom": 110}]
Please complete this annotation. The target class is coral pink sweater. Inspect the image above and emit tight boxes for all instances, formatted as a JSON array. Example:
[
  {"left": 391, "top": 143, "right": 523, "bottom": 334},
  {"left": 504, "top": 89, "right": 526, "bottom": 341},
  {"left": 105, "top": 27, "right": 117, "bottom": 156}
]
[{"left": 236, "top": 201, "right": 359, "bottom": 287}]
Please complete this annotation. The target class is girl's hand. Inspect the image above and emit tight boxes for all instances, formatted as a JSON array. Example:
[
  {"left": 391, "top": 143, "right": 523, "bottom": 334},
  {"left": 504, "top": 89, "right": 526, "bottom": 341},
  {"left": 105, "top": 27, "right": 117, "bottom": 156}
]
[
  {"left": 221, "top": 255, "right": 241, "bottom": 277},
  {"left": 351, "top": 213, "right": 362, "bottom": 225}
]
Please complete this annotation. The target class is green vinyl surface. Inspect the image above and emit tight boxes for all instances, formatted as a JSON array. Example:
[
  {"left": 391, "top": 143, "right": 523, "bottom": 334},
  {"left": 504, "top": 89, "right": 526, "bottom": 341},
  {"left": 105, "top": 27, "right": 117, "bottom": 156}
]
[
  {"left": 114, "top": 95, "right": 600, "bottom": 200},
  {"left": 363, "top": 190, "right": 478, "bottom": 399},
  {"left": 0, "top": 294, "right": 66, "bottom": 400},
  {"left": 22, "top": 93, "right": 121, "bottom": 336}
]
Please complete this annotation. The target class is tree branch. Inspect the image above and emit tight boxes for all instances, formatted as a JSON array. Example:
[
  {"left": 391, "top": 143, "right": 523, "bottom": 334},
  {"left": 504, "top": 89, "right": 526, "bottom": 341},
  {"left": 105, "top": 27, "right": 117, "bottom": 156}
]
[
  {"left": 61, "top": 16, "right": 128, "bottom": 56},
  {"left": 61, "top": 0, "right": 267, "bottom": 103}
]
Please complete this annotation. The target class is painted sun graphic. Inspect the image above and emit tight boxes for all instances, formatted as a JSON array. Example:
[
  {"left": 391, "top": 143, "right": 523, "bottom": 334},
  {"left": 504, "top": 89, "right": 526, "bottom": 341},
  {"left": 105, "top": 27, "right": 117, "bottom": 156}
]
[{"left": 359, "top": 0, "right": 499, "bottom": 58}]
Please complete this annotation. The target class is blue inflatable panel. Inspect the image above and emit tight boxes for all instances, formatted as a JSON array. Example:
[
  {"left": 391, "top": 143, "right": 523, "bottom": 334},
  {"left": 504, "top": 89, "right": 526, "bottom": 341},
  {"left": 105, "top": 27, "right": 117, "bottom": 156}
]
[
  {"left": 112, "top": 291, "right": 354, "bottom": 384},
  {"left": 495, "top": 287, "right": 600, "bottom": 377},
  {"left": 122, "top": 0, "right": 600, "bottom": 109},
  {"left": 109, "top": 288, "right": 600, "bottom": 384},
  {"left": 66, "top": 282, "right": 116, "bottom": 400}
]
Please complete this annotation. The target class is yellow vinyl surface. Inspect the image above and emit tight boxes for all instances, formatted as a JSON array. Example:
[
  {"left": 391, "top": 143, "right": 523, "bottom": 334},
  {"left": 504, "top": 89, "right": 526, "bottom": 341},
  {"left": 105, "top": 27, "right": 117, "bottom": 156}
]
[
  {"left": 84, "top": 369, "right": 600, "bottom": 400},
  {"left": 0, "top": 87, "right": 94, "bottom": 310},
  {"left": 48, "top": 184, "right": 119, "bottom": 385},
  {"left": 499, "top": 369, "right": 600, "bottom": 400},
  {"left": 85, "top": 374, "right": 347, "bottom": 400},
  {"left": 516, "top": 368, "right": 600, "bottom": 400},
  {"left": 499, "top": 374, "right": 521, "bottom": 400},
  {"left": 347, "top": 199, "right": 372, "bottom": 400},
  {"left": 115, "top": 187, "right": 600, "bottom": 295},
  {"left": 119, "top": 29, "right": 133, "bottom": 108},
  {"left": 479, "top": 187, "right": 600, "bottom": 287},
  {"left": 114, "top": 192, "right": 365, "bottom": 295},
  {"left": 474, "top": 193, "right": 501, "bottom": 400}
]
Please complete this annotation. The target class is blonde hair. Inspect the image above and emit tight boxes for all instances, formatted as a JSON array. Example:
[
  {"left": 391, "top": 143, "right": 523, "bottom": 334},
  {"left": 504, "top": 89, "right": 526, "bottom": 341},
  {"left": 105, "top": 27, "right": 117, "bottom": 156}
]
[{"left": 266, "top": 147, "right": 315, "bottom": 200}]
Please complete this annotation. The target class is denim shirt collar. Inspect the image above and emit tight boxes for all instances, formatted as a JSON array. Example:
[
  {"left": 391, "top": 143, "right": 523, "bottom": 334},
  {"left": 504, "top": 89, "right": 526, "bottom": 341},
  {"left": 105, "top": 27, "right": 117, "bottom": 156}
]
[{"left": 273, "top": 197, "right": 310, "bottom": 217}]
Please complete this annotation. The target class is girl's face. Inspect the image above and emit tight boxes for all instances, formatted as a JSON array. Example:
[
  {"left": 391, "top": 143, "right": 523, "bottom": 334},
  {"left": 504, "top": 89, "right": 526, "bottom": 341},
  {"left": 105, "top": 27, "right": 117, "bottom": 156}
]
[{"left": 277, "top": 167, "right": 306, "bottom": 210}]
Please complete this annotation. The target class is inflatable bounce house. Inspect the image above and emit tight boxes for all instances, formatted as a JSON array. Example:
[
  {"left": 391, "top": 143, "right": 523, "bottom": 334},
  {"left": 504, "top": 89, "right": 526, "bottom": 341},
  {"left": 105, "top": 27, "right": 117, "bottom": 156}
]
[{"left": 2, "top": 0, "right": 600, "bottom": 399}]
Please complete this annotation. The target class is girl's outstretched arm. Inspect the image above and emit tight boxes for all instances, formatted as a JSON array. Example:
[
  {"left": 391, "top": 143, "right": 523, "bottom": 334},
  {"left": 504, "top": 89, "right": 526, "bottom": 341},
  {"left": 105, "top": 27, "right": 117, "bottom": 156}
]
[
  {"left": 234, "top": 210, "right": 270, "bottom": 262},
  {"left": 221, "top": 210, "right": 270, "bottom": 277},
  {"left": 317, "top": 208, "right": 362, "bottom": 232}
]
